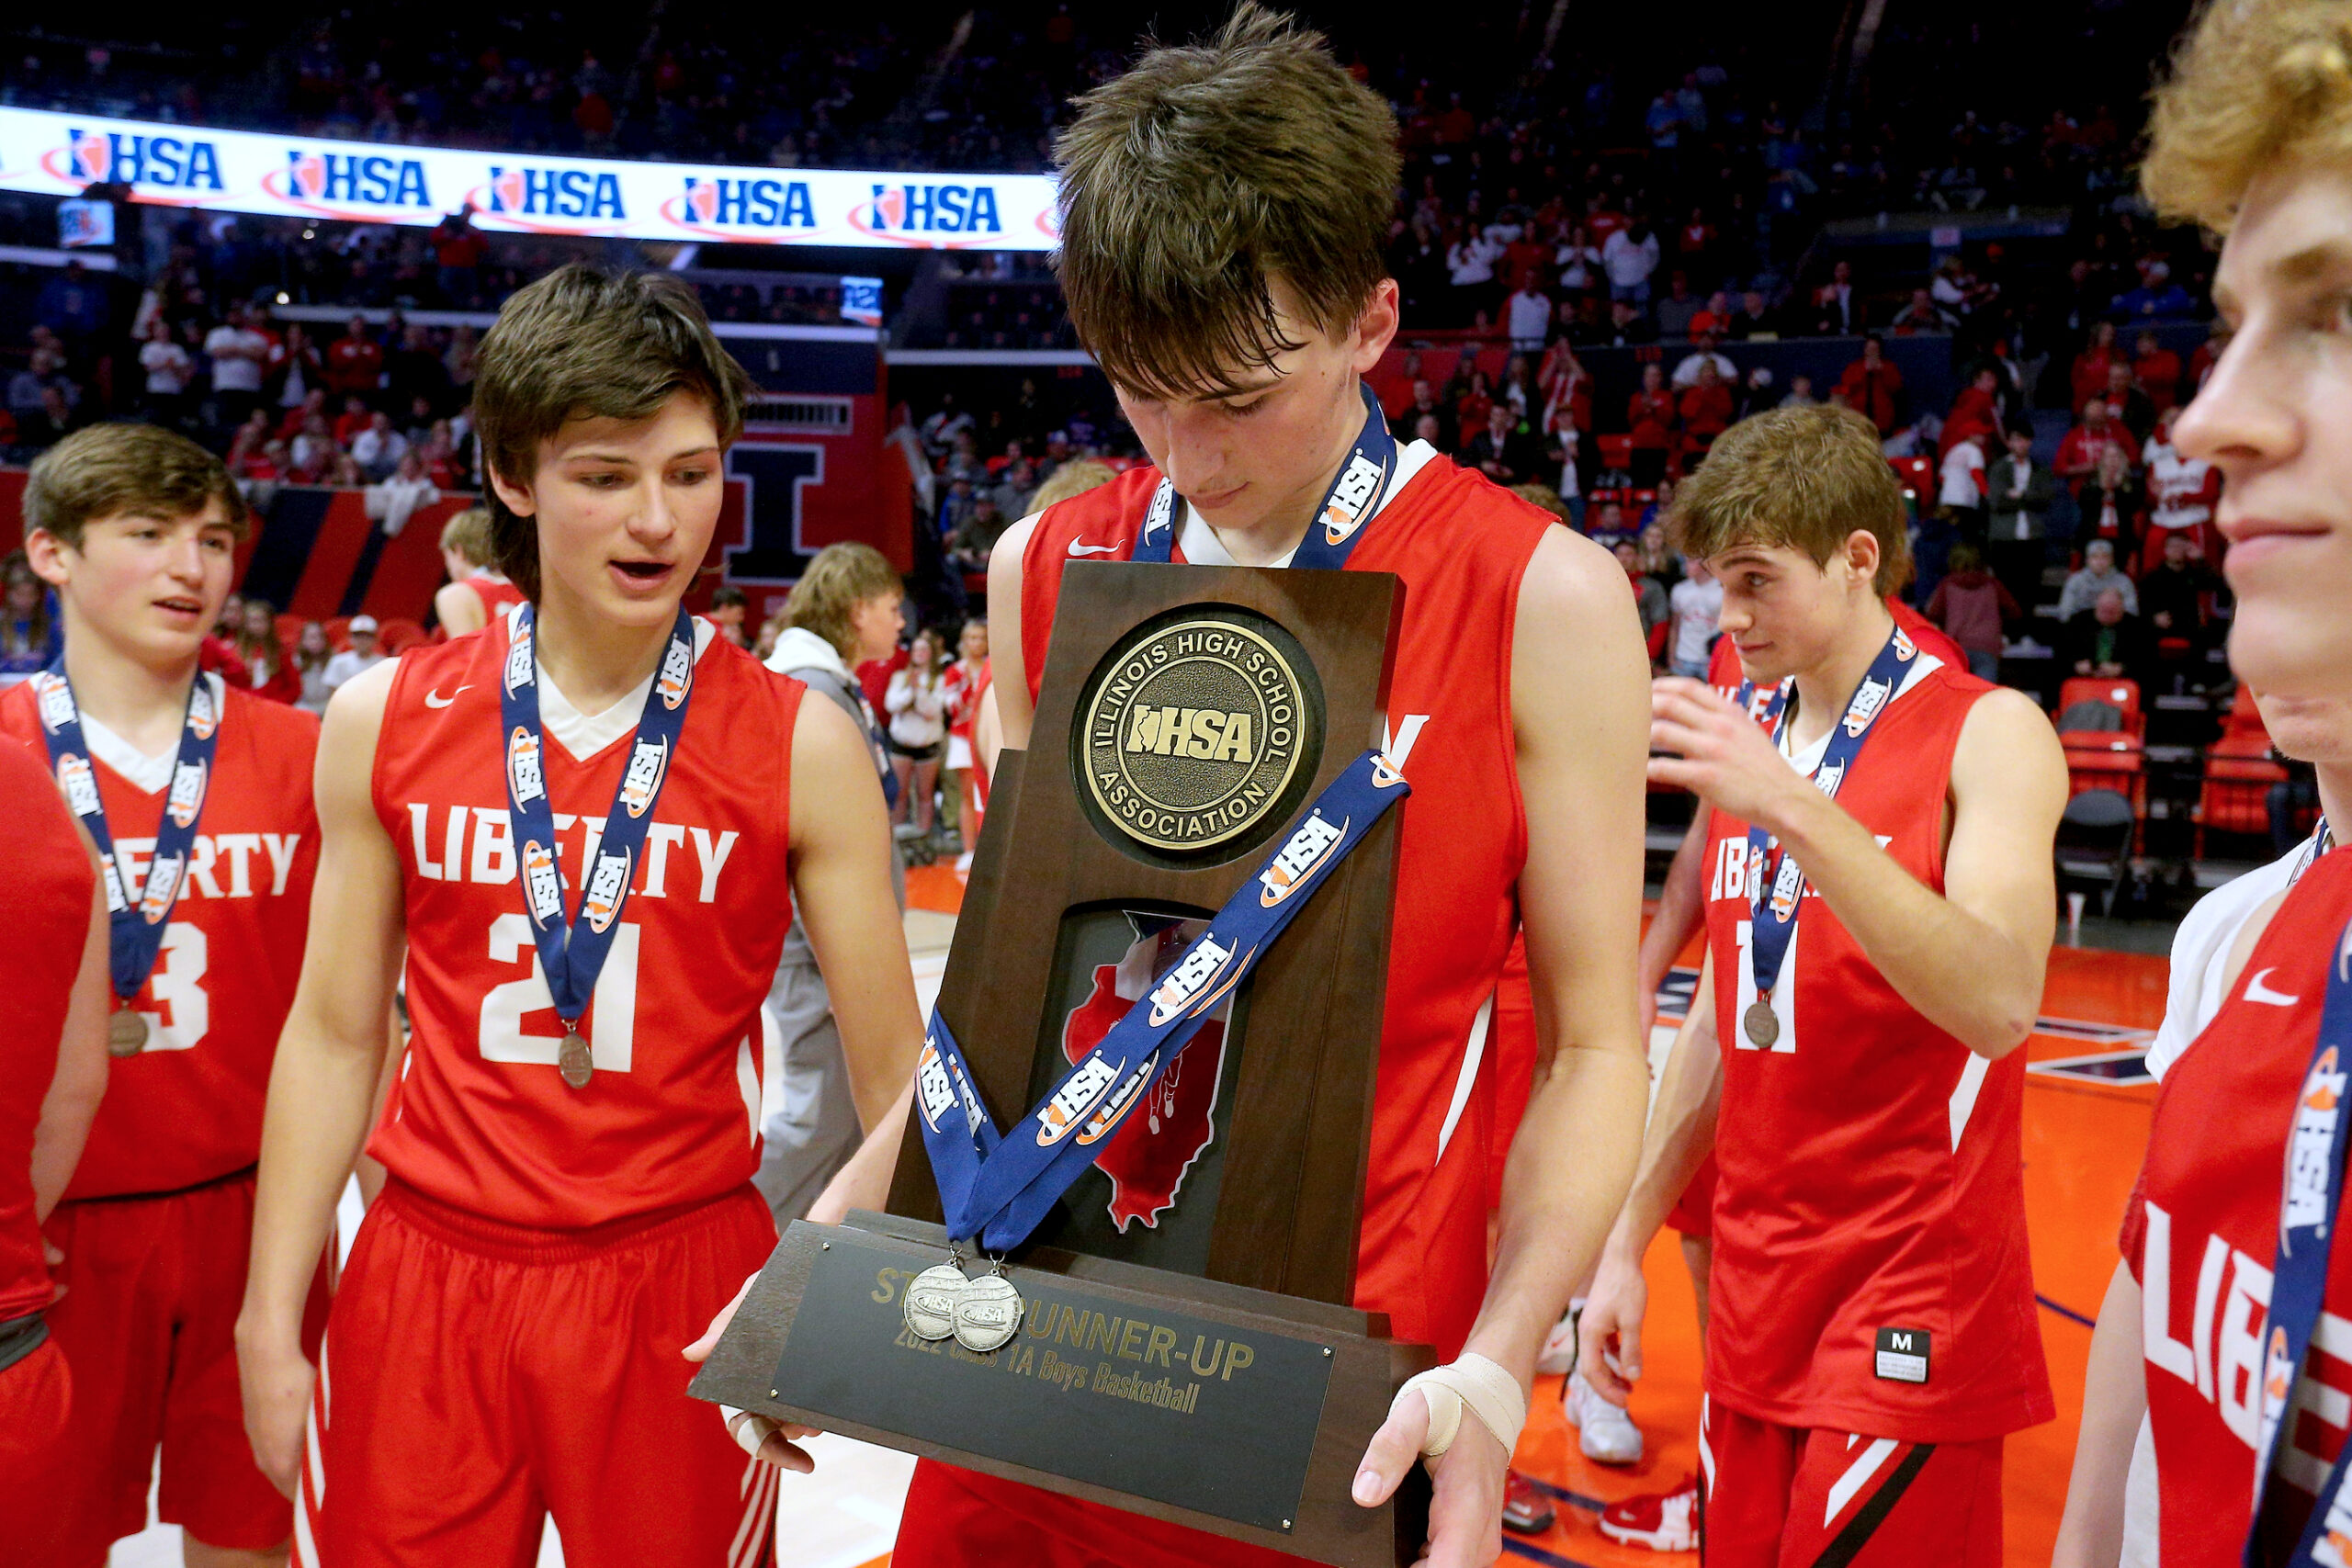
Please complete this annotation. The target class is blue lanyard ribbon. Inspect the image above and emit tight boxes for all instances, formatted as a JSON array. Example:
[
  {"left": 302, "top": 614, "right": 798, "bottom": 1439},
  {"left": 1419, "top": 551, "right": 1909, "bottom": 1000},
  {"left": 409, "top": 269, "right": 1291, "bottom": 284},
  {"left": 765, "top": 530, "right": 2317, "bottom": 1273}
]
[
  {"left": 31, "top": 664, "right": 219, "bottom": 1003},
  {"left": 1131, "top": 381, "right": 1398, "bottom": 569},
  {"left": 497, "top": 605, "right": 695, "bottom": 1024},
  {"left": 1734, "top": 623, "right": 1919, "bottom": 1005},
  {"left": 914, "top": 748, "right": 1409, "bottom": 1253},
  {"left": 2247, "top": 842, "right": 2351, "bottom": 1568}
]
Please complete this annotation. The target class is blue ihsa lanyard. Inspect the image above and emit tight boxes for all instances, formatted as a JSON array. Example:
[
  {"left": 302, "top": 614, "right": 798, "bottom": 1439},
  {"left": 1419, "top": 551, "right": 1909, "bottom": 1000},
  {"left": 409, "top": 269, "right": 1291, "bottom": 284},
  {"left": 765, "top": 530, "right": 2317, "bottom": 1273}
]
[
  {"left": 1730, "top": 623, "right": 1918, "bottom": 1047},
  {"left": 31, "top": 663, "right": 219, "bottom": 1054},
  {"left": 1130, "top": 381, "right": 1398, "bottom": 569},
  {"left": 496, "top": 604, "right": 696, "bottom": 1089},
  {"left": 2247, "top": 828, "right": 2350, "bottom": 1568}
]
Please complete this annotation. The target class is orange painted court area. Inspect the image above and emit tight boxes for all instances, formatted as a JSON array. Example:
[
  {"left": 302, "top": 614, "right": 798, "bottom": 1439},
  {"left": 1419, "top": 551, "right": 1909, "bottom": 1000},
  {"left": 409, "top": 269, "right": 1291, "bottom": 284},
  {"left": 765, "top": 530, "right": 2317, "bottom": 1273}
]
[{"left": 882, "top": 877, "right": 2167, "bottom": 1568}]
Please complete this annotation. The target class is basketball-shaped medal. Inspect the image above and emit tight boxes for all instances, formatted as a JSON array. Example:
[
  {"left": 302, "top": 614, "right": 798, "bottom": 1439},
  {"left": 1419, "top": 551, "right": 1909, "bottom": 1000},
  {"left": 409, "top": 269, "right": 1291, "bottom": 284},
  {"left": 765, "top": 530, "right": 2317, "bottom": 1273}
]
[
  {"left": 903, "top": 1264, "right": 969, "bottom": 1341},
  {"left": 107, "top": 1009, "right": 149, "bottom": 1057},
  {"left": 952, "top": 1271, "right": 1024, "bottom": 1353},
  {"left": 558, "top": 1029, "right": 594, "bottom": 1089}
]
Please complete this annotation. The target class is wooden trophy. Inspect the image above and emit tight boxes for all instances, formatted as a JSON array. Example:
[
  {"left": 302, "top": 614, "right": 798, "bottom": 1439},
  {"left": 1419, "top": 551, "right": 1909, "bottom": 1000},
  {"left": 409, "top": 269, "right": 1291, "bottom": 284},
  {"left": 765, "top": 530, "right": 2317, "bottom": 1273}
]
[{"left": 692, "top": 561, "right": 1433, "bottom": 1567}]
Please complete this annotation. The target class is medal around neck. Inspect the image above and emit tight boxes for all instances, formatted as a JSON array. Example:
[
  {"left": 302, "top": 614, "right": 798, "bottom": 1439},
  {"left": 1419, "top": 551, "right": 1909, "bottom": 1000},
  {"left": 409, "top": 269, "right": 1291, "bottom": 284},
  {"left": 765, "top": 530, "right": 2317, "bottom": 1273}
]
[
  {"left": 558, "top": 1030, "right": 594, "bottom": 1089},
  {"left": 497, "top": 605, "right": 696, "bottom": 1089},
  {"left": 31, "top": 667, "right": 217, "bottom": 1043},
  {"left": 107, "top": 1008, "right": 149, "bottom": 1056},
  {"left": 1733, "top": 626, "right": 1917, "bottom": 1050}
]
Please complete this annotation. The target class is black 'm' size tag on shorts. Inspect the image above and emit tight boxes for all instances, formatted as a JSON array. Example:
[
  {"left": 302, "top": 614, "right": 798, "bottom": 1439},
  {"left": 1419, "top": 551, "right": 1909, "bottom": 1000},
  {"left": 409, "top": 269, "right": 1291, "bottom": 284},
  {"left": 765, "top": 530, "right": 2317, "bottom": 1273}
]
[{"left": 1874, "top": 1327, "right": 1930, "bottom": 1383}]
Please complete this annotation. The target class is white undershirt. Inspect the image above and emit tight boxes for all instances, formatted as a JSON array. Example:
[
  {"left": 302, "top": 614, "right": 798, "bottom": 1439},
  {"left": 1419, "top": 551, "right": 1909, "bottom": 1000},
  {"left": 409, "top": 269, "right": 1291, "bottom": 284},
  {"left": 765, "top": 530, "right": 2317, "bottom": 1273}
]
[
  {"left": 1173, "top": 439, "right": 1442, "bottom": 570},
  {"left": 76, "top": 672, "right": 230, "bottom": 795},
  {"left": 534, "top": 617, "right": 717, "bottom": 760},
  {"left": 1773, "top": 655, "right": 1941, "bottom": 774}
]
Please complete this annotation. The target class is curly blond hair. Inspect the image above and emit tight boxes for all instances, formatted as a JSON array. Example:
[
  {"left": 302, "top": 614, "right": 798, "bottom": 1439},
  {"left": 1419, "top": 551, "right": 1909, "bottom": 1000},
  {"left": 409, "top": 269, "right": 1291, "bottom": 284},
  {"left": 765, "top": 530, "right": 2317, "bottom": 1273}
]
[{"left": 2145, "top": 0, "right": 2352, "bottom": 231}]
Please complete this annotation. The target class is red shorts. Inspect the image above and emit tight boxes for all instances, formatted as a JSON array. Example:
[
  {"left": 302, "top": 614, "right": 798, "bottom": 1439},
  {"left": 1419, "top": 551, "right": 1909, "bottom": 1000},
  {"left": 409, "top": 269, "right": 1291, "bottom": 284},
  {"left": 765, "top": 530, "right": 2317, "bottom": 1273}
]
[
  {"left": 896, "top": 1459, "right": 1322, "bottom": 1568},
  {"left": 1699, "top": 1396, "right": 2001, "bottom": 1568},
  {"left": 1667, "top": 1154, "right": 1718, "bottom": 1238},
  {"left": 299, "top": 1179, "right": 778, "bottom": 1568},
  {"left": 0, "top": 1335, "right": 74, "bottom": 1471},
  {"left": 0, "top": 1170, "right": 327, "bottom": 1564}
]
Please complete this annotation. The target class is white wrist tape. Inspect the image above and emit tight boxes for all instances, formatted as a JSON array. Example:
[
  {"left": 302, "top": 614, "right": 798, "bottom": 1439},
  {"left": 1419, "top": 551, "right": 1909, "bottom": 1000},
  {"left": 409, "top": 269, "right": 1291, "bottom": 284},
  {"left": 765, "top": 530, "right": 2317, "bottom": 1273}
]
[
  {"left": 720, "top": 1404, "right": 780, "bottom": 1459},
  {"left": 1391, "top": 1353, "right": 1527, "bottom": 1457}
]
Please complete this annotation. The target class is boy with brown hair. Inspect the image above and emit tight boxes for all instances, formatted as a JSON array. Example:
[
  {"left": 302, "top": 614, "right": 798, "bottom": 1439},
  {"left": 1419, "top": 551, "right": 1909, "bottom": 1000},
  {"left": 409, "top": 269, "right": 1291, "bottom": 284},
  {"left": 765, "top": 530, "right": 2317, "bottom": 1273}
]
[
  {"left": 1578, "top": 403, "right": 2068, "bottom": 1567},
  {"left": 236, "top": 265, "right": 924, "bottom": 1563},
  {"left": 2053, "top": 6, "right": 2352, "bottom": 1565},
  {"left": 0, "top": 423, "right": 329, "bottom": 1567},
  {"left": 716, "top": 8, "right": 1656, "bottom": 1567}
]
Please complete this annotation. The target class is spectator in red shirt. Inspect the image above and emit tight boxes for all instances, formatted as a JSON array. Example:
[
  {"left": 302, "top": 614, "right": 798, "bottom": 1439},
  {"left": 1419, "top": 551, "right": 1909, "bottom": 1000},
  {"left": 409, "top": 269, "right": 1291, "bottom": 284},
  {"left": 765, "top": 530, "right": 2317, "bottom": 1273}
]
[
  {"left": 2102, "top": 358, "right": 2159, "bottom": 446},
  {"left": 228, "top": 598, "right": 302, "bottom": 705},
  {"left": 332, "top": 393, "right": 373, "bottom": 448},
  {"left": 1583, "top": 192, "right": 1628, "bottom": 249},
  {"left": 277, "top": 387, "right": 328, "bottom": 444},
  {"left": 1677, "top": 359, "right": 1736, "bottom": 458},
  {"left": 1834, "top": 333, "right": 1905, "bottom": 435},
  {"left": 1454, "top": 368, "right": 1496, "bottom": 450},
  {"left": 1626, "top": 363, "right": 1678, "bottom": 489},
  {"left": 1502, "top": 231, "right": 1551, "bottom": 295},
  {"left": 1538, "top": 338, "right": 1592, "bottom": 436},
  {"left": 2069, "top": 320, "right": 2119, "bottom": 412},
  {"left": 324, "top": 314, "right": 384, "bottom": 400},
  {"left": 1940, "top": 366, "right": 2006, "bottom": 457},
  {"left": 1688, "top": 291, "right": 1734, "bottom": 339},
  {"left": 1678, "top": 208, "right": 1716, "bottom": 278},
  {"left": 2186, "top": 322, "right": 2228, "bottom": 399},
  {"left": 2054, "top": 397, "right": 2133, "bottom": 493},
  {"left": 2132, "top": 329, "right": 2183, "bottom": 413}
]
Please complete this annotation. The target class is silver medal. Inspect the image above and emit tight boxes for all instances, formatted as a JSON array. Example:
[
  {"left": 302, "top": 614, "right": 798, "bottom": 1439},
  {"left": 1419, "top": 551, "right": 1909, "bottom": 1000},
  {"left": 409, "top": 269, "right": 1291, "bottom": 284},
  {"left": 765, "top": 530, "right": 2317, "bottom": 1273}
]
[
  {"left": 558, "top": 1029, "right": 594, "bottom": 1089},
  {"left": 903, "top": 1263, "right": 970, "bottom": 1341},
  {"left": 1743, "top": 999, "right": 1780, "bottom": 1049},
  {"left": 953, "top": 1270, "right": 1024, "bottom": 1353},
  {"left": 107, "top": 1008, "right": 149, "bottom": 1057}
]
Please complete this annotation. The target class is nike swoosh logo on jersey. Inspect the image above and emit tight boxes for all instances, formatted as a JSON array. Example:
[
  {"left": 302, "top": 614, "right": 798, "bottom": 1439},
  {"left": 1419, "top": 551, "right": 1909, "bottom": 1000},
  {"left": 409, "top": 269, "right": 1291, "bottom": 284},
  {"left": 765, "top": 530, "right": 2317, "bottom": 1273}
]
[
  {"left": 2245, "top": 967, "right": 2301, "bottom": 1007},
  {"left": 1068, "top": 541, "right": 1120, "bottom": 557},
  {"left": 424, "top": 685, "right": 473, "bottom": 708}
]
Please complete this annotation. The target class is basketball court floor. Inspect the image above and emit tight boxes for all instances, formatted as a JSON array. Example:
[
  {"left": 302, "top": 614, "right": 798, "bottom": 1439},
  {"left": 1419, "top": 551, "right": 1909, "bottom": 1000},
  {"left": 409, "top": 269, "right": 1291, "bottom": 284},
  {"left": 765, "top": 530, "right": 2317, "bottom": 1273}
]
[{"left": 108, "top": 869, "right": 2165, "bottom": 1567}]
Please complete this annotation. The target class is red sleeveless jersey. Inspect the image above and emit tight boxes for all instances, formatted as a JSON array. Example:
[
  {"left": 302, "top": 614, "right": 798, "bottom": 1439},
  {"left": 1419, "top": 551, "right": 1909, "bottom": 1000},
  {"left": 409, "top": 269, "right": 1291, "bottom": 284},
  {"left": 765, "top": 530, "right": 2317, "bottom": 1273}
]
[
  {"left": 0, "top": 740, "right": 95, "bottom": 1320},
  {"left": 2123, "top": 849, "right": 2352, "bottom": 1568},
  {"left": 461, "top": 575, "right": 527, "bottom": 623},
  {"left": 1701, "top": 656, "right": 2052, "bottom": 1441},
  {"left": 1023, "top": 457, "right": 1554, "bottom": 1358},
  {"left": 368, "top": 619, "right": 805, "bottom": 1229},
  {"left": 0, "top": 679, "right": 319, "bottom": 1200}
]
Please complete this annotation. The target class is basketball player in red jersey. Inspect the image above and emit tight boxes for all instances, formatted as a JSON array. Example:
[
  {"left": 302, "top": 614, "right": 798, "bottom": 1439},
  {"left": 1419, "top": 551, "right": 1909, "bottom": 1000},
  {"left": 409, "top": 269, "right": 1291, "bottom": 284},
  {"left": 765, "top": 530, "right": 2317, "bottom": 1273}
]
[
  {"left": 1577, "top": 403, "right": 2068, "bottom": 1568},
  {"left": 1532, "top": 599, "right": 1970, "bottom": 1529},
  {"left": 0, "top": 739, "right": 109, "bottom": 1471},
  {"left": 0, "top": 424, "right": 326, "bottom": 1567},
  {"left": 236, "top": 265, "right": 923, "bottom": 1565},
  {"left": 433, "top": 505, "right": 526, "bottom": 637},
  {"left": 752, "top": 11, "right": 1656, "bottom": 1566},
  {"left": 2051, "top": 6, "right": 2352, "bottom": 1563}
]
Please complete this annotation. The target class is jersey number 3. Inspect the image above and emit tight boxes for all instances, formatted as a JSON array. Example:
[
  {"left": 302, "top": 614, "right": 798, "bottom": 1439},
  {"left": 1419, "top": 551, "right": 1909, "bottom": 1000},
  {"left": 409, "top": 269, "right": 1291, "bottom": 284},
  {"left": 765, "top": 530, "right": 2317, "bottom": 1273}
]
[{"left": 479, "top": 912, "right": 640, "bottom": 1073}]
